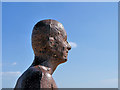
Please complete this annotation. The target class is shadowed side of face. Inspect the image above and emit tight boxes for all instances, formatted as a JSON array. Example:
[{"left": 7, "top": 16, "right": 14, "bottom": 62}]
[{"left": 32, "top": 19, "right": 71, "bottom": 64}]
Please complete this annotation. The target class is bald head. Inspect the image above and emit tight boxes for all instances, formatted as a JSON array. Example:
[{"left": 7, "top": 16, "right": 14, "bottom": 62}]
[{"left": 32, "top": 19, "right": 71, "bottom": 63}]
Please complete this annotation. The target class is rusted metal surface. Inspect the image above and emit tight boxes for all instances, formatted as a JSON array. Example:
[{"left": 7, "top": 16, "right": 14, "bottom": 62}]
[{"left": 14, "top": 19, "right": 71, "bottom": 89}]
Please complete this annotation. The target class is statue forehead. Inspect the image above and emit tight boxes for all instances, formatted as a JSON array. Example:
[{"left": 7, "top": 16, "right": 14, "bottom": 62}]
[
  {"left": 33, "top": 19, "right": 67, "bottom": 37},
  {"left": 41, "top": 19, "right": 63, "bottom": 27},
  {"left": 40, "top": 19, "right": 64, "bottom": 31}
]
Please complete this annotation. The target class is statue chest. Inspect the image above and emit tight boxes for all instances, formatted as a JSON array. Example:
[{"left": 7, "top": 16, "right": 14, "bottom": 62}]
[{"left": 40, "top": 72, "right": 57, "bottom": 88}]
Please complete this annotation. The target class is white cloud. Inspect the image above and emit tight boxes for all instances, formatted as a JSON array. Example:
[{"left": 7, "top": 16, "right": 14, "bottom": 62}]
[
  {"left": 2, "top": 71, "right": 21, "bottom": 76},
  {"left": 100, "top": 78, "right": 118, "bottom": 86},
  {"left": 101, "top": 78, "right": 118, "bottom": 83},
  {"left": 12, "top": 62, "right": 17, "bottom": 65},
  {"left": 69, "top": 42, "right": 77, "bottom": 48},
  {"left": 2, "top": 71, "right": 21, "bottom": 88}
]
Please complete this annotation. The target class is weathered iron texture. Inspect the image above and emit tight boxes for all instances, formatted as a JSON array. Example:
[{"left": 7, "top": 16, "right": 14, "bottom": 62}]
[{"left": 14, "top": 19, "right": 71, "bottom": 90}]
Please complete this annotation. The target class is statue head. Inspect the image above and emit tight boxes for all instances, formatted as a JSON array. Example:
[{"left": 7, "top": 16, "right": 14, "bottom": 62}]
[{"left": 32, "top": 19, "right": 71, "bottom": 64}]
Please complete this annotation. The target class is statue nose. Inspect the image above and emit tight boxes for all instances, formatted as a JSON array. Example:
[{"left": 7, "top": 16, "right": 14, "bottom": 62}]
[{"left": 67, "top": 44, "right": 71, "bottom": 50}]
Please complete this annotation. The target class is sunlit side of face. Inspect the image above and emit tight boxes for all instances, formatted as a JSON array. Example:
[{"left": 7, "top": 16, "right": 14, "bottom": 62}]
[
  {"left": 48, "top": 23, "right": 71, "bottom": 64},
  {"left": 56, "top": 31, "right": 71, "bottom": 63}
]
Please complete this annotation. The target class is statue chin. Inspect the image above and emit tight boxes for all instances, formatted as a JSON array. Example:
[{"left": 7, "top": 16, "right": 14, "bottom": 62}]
[{"left": 60, "top": 58, "right": 68, "bottom": 64}]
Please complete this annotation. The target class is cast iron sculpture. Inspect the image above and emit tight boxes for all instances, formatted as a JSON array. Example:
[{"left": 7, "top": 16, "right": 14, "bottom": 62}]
[{"left": 14, "top": 19, "right": 71, "bottom": 89}]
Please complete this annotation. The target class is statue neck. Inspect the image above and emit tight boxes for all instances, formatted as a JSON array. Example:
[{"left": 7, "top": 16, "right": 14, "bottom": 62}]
[{"left": 31, "top": 56, "right": 59, "bottom": 75}]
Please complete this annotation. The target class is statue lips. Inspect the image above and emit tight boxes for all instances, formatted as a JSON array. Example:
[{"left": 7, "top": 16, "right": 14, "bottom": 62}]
[
  {"left": 63, "top": 50, "right": 69, "bottom": 61},
  {"left": 66, "top": 50, "right": 68, "bottom": 53}
]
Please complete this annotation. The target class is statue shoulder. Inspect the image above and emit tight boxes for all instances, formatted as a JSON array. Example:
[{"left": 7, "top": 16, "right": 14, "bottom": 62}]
[
  {"left": 14, "top": 65, "right": 43, "bottom": 89},
  {"left": 29, "top": 65, "right": 43, "bottom": 74},
  {"left": 23, "top": 66, "right": 43, "bottom": 78}
]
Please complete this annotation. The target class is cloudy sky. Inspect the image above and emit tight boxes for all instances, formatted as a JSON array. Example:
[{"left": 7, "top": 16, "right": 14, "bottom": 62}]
[{"left": 2, "top": 2, "right": 118, "bottom": 88}]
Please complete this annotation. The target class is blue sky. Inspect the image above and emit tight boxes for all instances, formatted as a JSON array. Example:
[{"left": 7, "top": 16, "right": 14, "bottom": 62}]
[{"left": 2, "top": 2, "right": 118, "bottom": 88}]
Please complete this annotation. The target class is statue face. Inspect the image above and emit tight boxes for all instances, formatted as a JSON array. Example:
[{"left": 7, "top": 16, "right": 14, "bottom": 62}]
[{"left": 48, "top": 22, "right": 71, "bottom": 63}]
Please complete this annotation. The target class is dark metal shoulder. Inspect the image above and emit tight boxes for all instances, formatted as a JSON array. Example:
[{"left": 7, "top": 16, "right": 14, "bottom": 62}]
[{"left": 14, "top": 66, "right": 42, "bottom": 89}]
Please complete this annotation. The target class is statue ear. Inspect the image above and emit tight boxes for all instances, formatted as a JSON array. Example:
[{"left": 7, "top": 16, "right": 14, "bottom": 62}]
[{"left": 48, "top": 37, "right": 55, "bottom": 47}]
